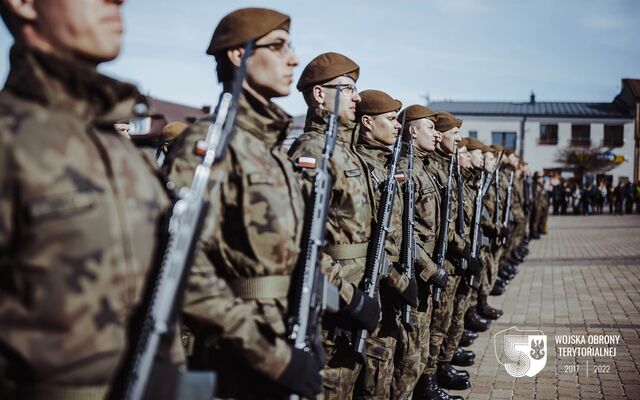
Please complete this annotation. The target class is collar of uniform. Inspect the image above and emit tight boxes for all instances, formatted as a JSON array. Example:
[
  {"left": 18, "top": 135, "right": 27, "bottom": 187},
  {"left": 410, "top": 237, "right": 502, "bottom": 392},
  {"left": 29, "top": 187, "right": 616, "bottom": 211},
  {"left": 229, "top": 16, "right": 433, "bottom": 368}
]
[
  {"left": 3, "top": 43, "right": 141, "bottom": 124},
  {"left": 303, "top": 107, "right": 356, "bottom": 144},
  {"left": 356, "top": 134, "right": 391, "bottom": 165},
  {"left": 234, "top": 89, "right": 292, "bottom": 147}
]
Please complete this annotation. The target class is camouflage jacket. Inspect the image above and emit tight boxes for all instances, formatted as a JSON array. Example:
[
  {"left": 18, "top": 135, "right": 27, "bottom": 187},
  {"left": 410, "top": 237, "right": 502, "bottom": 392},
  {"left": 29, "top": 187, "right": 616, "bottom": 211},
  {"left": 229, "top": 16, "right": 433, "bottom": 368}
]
[
  {"left": 288, "top": 107, "right": 375, "bottom": 299},
  {"left": 408, "top": 148, "right": 443, "bottom": 283},
  {"left": 0, "top": 45, "right": 174, "bottom": 385},
  {"left": 168, "top": 91, "right": 304, "bottom": 381},
  {"left": 511, "top": 174, "right": 525, "bottom": 221},
  {"left": 425, "top": 149, "right": 467, "bottom": 264},
  {"left": 481, "top": 170, "right": 499, "bottom": 236},
  {"left": 355, "top": 135, "right": 407, "bottom": 291}
]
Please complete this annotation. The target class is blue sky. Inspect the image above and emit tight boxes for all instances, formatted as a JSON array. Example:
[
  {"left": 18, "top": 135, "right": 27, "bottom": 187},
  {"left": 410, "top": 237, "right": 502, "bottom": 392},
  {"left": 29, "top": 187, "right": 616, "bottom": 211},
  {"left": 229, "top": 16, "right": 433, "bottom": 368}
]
[{"left": 1, "top": 0, "right": 638, "bottom": 116}]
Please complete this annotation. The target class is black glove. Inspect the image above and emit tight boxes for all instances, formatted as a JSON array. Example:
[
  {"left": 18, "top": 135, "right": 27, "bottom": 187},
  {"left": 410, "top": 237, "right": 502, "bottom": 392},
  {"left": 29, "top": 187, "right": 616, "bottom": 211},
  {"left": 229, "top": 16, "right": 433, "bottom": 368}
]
[
  {"left": 467, "top": 255, "right": 483, "bottom": 275},
  {"left": 275, "top": 348, "right": 323, "bottom": 399},
  {"left": 459, "top": 242, "right": 472, "bottom": 260},
  {"left": 341, "top": 285, "right": 381, "bottom": 333},
  {"left": 501, "top": 226, "right": 510, "bottom": 239},
  {"left": 429, "top": 266, "right": 448, "bottom": 289},
  {"left": 401, "top": 275, "right": 418, "bottom": 308},
  {"left": 483, "top": 224, "right": 500, "bottom": 239}
]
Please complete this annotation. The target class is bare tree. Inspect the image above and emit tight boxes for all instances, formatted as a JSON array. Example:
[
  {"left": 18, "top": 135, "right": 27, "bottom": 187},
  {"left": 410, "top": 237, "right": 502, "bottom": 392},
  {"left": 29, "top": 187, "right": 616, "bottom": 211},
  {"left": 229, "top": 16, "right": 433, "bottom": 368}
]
[{"left": 554, "top": 146, "right": 617, "bottom": 183}]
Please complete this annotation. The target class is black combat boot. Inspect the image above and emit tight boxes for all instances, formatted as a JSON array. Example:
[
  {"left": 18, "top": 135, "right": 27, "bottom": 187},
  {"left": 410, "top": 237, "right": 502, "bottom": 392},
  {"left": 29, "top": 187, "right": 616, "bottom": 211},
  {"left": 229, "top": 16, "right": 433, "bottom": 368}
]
[
  {"left": 498, "top": 266, "right": 514, "bottom": 281},
  {"left": 451, "top": 347, "right": 475, "bottom": 367},
  {"left": 412, "top": 374, "right": 456, "bottom": 400},
  {"left": 490, "top": 278, "right": 507, "bottom": 296},
  {"left": 478, "top": 295, "right": 503, "bottom": 320},
  {"left": 436, "top": 363, "right": 471, "bottom": 390},
  {"left": 459, "top": 330, "right": 478, "bottom": 347},
  {"left": 503, "top": 262, "right": 519, "bottom": 275},
  {"left": 464, "top": 306, "right": 491, "bottom": 332}
]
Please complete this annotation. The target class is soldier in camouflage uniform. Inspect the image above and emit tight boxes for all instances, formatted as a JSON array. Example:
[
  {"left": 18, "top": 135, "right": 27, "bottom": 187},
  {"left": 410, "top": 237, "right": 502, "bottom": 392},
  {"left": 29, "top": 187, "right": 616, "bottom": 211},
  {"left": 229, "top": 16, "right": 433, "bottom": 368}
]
[
  {"left": 439, "top": 140, "right": 479, "bottom": 375},
  {"left": 167, "top": 8, "right": 323, "bottom": 399},
  {"left": 0, "top": 1, "right": 182, "bottom": 398},
  {"left": 352, "top": 89, "right": 418, "bottom": 400},
  {"left": 488, "top": 146, "right": 510, "bottom": 296},
  {"left": 288, "top": 53, "right": 381, "bottom": 400},
  {"left": 420, "top": 112, "right": 483, "bottom": 397},
  {"left": 392, "top": 105, "right": 446, "bottom": 400}
]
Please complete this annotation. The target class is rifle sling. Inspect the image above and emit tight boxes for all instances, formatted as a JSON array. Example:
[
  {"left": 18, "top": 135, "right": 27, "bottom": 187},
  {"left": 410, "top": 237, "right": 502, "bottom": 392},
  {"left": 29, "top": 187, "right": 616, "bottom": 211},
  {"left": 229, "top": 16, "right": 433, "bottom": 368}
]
[
  {"left": 323, "top": 243, "right": 369, "bottom": 260},
  {"left": 228, "top": 276, "right": 290, "bottom": 300}
]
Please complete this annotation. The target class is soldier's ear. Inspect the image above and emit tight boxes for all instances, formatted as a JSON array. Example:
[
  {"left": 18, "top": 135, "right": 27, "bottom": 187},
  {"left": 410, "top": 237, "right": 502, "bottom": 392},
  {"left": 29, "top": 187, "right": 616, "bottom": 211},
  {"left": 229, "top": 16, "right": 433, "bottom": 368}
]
[
  {"left": 4, "top": 0, "right": 37, "bottom": 22},
  {"left": 312, "top": 85, "right": 325, "bottom": 107},
  {"left": 361, "top": 115, "right": 373, "bottom": 130},
  {"left": 226, "top": 47, "right": 244, "bottom": 68}
]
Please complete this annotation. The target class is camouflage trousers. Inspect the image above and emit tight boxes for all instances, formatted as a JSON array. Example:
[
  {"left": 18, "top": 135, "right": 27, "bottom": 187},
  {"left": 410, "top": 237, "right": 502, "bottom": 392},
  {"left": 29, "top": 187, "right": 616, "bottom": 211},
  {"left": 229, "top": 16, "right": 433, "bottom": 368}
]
[
  {"left": 476, "top": 247, "right": 494, "bottom": 301},
  {"left": 320, "top": 333, "right": 363, "bottom": 400},
  {"left": 390, "top": 287, "right": 433, "bottom": 400},
  {"left": 488, "top": 245, "right": 503, "bottom": 290},
  {"left": 425, "top": 262, "right": 461, "bottom": 374},
  {"left": 439, "top": 280, "right": 473, "bottom": 363},
  {"left": 355, "top": 291, "right": 400, "bottom": 400}
]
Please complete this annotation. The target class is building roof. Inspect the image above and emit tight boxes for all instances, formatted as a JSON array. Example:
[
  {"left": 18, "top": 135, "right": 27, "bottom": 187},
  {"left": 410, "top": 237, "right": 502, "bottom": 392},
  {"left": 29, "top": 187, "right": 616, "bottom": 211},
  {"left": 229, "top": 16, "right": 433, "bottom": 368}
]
[
  {"left": 428, "top": 100, "right": 631, "bottom": 119},
  {"left": 147, "top": 96, "right": 209, "bottom": 123}
]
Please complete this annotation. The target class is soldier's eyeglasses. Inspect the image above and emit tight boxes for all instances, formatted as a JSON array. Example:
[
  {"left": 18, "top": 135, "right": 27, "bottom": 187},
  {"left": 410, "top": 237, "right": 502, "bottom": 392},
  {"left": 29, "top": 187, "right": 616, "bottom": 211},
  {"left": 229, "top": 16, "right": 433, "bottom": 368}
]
[
  {"left": 321, "top": 84, "right": 358, "bottom": 96},
  {"left": 254, "top": 41, "right": 295, "bottom": 56}
]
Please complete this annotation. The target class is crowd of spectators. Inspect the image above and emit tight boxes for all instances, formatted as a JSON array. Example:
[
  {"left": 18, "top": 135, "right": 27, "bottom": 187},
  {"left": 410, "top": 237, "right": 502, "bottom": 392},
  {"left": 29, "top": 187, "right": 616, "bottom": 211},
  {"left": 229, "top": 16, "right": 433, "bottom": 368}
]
[{"left": 547, "top": 176, "right": 640, "bottom": 216}]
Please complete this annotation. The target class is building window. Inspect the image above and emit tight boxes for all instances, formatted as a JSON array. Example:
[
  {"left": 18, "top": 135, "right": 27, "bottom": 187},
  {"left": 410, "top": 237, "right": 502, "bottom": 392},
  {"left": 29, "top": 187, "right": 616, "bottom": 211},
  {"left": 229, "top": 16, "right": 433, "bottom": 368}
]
[
  {"left": 603, "top": 125, "right": 624, "bottom": 147},
  {"left": 468, "top": 130, "right": 478, "bottom": 138},
  {"left": 492, "top": 131, "right": 517, "bottom": 149},
  {"left": 538, "top": 124, "right": 558, "bottom": 145},
  {"left": 570, "top": 124, "right": 591, "bottom": 147}
]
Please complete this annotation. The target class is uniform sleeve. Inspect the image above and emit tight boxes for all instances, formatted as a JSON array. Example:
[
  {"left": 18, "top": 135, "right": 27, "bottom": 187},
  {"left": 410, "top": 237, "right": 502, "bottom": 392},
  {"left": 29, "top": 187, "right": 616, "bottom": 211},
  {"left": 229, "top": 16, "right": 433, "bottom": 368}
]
[
  {"left": 174, "top": 145, "right": 292, "bottom": 381},
  {"left": 0, "top": 131, "right": 13, "bottom": 254},
  {"left": 288, "top": 135, "right": 355, "bottom": 303}
]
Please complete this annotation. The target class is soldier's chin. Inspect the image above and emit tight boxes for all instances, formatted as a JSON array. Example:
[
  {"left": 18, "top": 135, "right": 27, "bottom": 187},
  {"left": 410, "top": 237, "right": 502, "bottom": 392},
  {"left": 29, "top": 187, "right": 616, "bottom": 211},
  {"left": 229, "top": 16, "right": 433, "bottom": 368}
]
[{"left": 76, "top": 45, "right": 121, "bottom": 64}]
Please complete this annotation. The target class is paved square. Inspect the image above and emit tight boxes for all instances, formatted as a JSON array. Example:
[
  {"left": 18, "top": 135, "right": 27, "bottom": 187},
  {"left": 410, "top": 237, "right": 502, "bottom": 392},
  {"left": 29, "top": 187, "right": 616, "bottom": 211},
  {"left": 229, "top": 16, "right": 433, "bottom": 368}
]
[{"left": 453, "top": 214, "right": 640, "bottom": 400}]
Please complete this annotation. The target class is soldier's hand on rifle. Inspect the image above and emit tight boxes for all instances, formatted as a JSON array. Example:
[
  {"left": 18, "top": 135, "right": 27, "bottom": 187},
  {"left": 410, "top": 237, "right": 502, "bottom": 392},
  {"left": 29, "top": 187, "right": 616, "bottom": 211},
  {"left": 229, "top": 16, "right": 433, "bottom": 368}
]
[
  {"left": 275, "top": 347, "right": 323, "bottom": 398},
  {"left": 429, "top": 265, "right": 448, "bottom": 289},
  {"left": 483, "top": 224, "right": 500, "bottom": 239},
  {"left": 501, "top": 226, "right": 510, "bottom": 239},
  {"left": 467, "top": 255, "right": 483, "bottom": 275},
  {"left": 341, "top": 284, "right": 381, "bottom": 333}
]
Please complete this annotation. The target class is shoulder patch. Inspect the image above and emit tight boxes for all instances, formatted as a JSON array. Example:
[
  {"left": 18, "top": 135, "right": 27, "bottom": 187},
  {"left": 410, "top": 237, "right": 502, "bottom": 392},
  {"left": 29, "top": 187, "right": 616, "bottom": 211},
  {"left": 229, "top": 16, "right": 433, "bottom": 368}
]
[
  {"left": 193, "top": 139, "right": 207, "bottom": 157},
  {"left": 296, "top": 156, "right": 316, "bottom": 169},
  {"left": 344, "top": 169, "right": 362, "bottom": 178}
]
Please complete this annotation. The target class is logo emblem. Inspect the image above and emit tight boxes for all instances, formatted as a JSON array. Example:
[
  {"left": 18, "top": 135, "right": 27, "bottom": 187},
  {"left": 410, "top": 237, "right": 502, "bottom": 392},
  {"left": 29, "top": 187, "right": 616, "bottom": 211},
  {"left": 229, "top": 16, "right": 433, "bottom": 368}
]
[{"left": 494, "top": 326, "right": 547, "bottom": 377}]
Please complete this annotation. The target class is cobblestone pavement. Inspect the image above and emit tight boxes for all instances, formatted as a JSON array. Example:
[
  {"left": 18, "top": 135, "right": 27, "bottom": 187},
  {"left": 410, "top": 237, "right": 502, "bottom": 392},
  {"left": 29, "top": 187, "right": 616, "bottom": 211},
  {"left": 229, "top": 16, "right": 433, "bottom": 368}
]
[{"left": 451, "top": 214, "right": 640, "bottom": 400}]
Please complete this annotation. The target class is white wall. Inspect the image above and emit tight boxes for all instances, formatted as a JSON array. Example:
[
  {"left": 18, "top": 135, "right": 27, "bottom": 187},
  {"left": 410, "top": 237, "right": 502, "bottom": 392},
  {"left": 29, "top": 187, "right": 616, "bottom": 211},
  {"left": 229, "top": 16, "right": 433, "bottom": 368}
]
[{"left": 458, "top": 116, "right": 635, "bottom": 182}]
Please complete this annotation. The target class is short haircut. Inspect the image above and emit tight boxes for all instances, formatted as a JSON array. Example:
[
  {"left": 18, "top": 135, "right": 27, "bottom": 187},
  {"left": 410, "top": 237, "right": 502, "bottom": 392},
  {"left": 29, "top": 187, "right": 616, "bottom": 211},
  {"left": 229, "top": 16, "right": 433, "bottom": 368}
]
[
  {"left": 214, "top": 51, "right": 234, "bottom": 83},
  {"left": 0, "top": 2, "right": 15, "bottom": 37}
]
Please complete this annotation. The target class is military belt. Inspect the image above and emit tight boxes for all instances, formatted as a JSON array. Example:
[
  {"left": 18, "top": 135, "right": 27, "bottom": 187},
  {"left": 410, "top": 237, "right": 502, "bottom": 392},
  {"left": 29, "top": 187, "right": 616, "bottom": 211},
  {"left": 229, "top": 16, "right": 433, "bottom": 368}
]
[
  {"left": 7, "top": 382, "right": 107, "bottom": 400},
  {"left": 323, "top": 243, "right": 369, "bottom": 260},
  {"left": 228, "top": 275, "right": 290, "bottom": 299}
]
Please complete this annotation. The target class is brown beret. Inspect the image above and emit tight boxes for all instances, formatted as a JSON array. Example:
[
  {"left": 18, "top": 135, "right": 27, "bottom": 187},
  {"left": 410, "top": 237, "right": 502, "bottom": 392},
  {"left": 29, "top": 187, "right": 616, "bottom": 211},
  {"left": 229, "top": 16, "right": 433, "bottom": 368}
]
[
  {"left": 504, "top": 147, "right": 515, "bottom": 156},
  {"left": 162, "top": 121, "right": 189, "bottom": 140},
  {"left": 434, "top": 112, "right": 463, "bottom": 132},
  {"left": 357, "top": 90, "right": 402, "bottom": 115},
  {"left": 458, "top": 138, "right": 469, "bottom": 149},
  {"left": 297, "top": 52, "right": 359, "bottom": 91},
  {"left": 466, "top": 137, "right": 487, "bottom": 152},
  {"left": 490, "top": 144, "right": 504, "bottom": 154},
  {"left": 206, "top": 8, "right": 290, "bottom": 55},
  {"left": 398, "top": 104, "right": 437, "bottom": 123}
]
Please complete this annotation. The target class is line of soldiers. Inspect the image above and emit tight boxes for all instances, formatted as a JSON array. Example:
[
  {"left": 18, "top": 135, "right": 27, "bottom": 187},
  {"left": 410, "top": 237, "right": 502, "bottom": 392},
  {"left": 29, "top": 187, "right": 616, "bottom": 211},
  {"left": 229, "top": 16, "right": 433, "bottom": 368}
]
[{"left": 0, "top": 3, "right": 547, "bottom": 400}]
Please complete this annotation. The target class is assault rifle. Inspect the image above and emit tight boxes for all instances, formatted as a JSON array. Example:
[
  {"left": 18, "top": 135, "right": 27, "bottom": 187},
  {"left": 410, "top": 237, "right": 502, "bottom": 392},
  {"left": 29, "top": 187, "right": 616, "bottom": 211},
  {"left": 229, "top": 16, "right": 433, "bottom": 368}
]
[
  {"left": 467, "top": 170, "right": 486, "bottom": 290},
  {"left": 107, "top": 41, "right": 254, "bottom": 400},
  {"left": 454, "top": 147, "right": 468, "bottom": 276},
  {"left": 501, "top": 170, "right": 515, "bottom": 245},
  {"left": 400, "top": 135, "right": 418, "bottom": 331},
  {"left": 433, "top": 153, "right": 455, "bottom": 309},
  {"left": 287, "top": 89, "right": 342, "bottom": 400},
  {"left": 354, "top": 127, "right": 404, "bottom": 354}
]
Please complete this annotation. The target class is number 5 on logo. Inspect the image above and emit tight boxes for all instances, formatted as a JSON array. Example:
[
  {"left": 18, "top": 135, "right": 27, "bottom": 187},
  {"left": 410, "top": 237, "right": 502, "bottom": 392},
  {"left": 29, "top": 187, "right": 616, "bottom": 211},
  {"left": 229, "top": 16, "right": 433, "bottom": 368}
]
[{"left": 494, "top": 326, "right": 547, "bottom": 377}]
